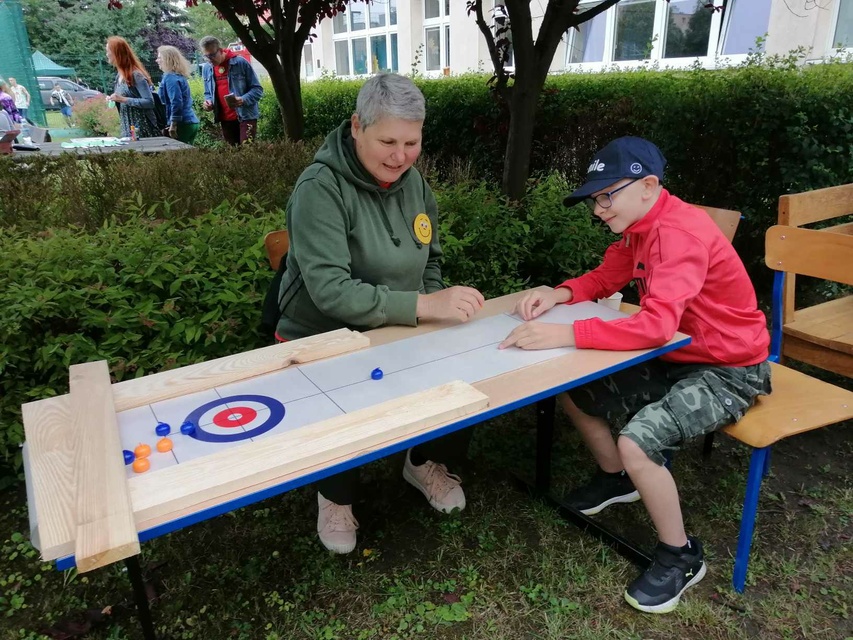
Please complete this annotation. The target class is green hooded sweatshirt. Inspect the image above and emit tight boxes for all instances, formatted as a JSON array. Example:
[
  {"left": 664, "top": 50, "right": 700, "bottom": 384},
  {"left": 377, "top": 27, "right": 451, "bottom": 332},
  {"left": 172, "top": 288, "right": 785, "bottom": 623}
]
[{"left": 275, "top": 120, "right": 445, "bottom": 340}]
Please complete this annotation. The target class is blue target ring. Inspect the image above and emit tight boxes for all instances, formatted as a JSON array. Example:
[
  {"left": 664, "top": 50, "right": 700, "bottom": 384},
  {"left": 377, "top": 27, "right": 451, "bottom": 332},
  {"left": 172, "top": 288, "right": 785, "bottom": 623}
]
[{"left": 183, "top": 394, "right": 285, "bottom": 443}]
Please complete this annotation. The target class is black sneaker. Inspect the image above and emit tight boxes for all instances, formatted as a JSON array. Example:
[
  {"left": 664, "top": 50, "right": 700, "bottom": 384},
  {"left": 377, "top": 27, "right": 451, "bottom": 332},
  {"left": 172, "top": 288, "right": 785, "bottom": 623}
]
[
  {"left": 624, "top": 537, "right": 707, "bottom": 614},
  {"left": 567, "top": 469, "right": 640, "bottom": 515}
]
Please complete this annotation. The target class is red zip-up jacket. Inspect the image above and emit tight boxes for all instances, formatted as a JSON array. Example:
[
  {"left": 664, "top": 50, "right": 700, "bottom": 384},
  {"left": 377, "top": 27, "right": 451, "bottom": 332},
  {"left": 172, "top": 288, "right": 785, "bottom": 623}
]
[{"left": 558, "top": 190, "right": 769, "bottom": 366}]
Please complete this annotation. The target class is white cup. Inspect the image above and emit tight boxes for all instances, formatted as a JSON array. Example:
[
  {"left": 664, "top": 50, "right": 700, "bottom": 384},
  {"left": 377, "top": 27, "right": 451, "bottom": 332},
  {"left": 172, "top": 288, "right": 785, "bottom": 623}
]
[{"left": 597, "top": 291, "right": 623, "bottom": 310}]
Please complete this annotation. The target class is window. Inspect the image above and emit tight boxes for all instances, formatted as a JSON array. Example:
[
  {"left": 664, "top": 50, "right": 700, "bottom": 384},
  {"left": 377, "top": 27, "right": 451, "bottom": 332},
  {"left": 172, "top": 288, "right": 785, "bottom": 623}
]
[
  {"left": 614, "top": 0, "right": 656, "bottom": 61},
  {"left": 302, "top": 43, "right": 314, "bottom": 78},
  {"left": 424, "top": 0, "right": 451, "bottom": 72},
  {"left": 333, "top": 0, "right": 398, "bottom": 76},
  {"left": 564, "top": 0, "right": 742, "bottom": 69},
  {"left": 833, "top": 0, "right": 853, "bottom": 48},
  {"left": 663, "top": 0, "right": 712, "bottom": 58}
]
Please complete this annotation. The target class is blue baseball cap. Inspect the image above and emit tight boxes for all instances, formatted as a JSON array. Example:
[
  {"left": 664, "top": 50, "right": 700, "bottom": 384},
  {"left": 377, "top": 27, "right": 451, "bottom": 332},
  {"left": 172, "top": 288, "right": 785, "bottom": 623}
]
[{"left": 563, "top": 136, "right": 667, "bottom": 206}]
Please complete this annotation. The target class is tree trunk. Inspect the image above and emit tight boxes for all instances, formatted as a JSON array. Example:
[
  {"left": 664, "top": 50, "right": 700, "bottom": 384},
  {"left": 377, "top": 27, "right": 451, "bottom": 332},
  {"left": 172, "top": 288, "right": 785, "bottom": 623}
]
[
  {"left": 502, "top": 75, "right": 543, "bottom": 201},
  {"left": 266, "top": 48, "right": 304, "bottom": 142}
]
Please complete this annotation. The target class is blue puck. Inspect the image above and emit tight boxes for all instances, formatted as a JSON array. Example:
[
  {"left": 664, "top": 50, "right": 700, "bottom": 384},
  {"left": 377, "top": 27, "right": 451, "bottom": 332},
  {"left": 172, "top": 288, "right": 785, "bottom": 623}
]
[
  {"left": 180, "top": 420, "right": 196, "bottom": 435},
  {"left": 123, "top": 450, "right": 134, "bottom": 465},
  {"left": 155, "top": 422, "right": 171, "bottom": 437},
  {"left": 371, "top": 367, "right": 383, "bottom": 380}
]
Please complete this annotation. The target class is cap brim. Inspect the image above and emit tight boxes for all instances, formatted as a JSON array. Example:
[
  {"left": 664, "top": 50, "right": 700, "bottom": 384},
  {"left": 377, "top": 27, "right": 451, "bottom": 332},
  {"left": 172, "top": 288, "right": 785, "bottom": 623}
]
[{"left": 562, "top": 177, "right": 620, "bottom": 207}]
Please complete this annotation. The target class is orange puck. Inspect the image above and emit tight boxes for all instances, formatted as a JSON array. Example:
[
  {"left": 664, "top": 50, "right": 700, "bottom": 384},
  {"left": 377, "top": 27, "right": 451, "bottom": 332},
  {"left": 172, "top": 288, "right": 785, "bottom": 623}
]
[
  {"left": 132, "top": 458, "right": 150, "bottom": 473},
  {"left": 134, "top": 443, "right": 152, "bottom": 459},
  {"left": 156, "top": 437, "right": 173, "bottom": 453}
]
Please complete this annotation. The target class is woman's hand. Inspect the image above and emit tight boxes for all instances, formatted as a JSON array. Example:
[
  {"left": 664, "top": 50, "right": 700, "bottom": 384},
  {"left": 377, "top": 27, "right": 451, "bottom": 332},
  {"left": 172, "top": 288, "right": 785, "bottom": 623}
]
[
  {"left": 499, "top": 322, "right": 575, "bottom": 351},
  {"left": 168, "top": 123, "right": 178, "bottom": 138},
  {"left": 417, "top": 286, "right": 485, "bottom": 323},
  {"left": 108, "top": 93, "right": 127, "bottom": 104},
  {"left": 513, "top": 288, "right": 571, "bottom": 321}
]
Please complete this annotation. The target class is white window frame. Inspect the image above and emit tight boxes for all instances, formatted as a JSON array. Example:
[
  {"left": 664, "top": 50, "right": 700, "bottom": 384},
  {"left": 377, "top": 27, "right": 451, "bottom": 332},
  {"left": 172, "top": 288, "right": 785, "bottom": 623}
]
[
  {"left": 423, "top": 0, "right": 451, "bottom": 76},
  {"left": 301, "top": 43, "right": 314, "bottom": 79},
  {"left": 332, "top": 0, "right": 398, "bottom": 77},
  {"left": 827, "top": 0, "right": 853, "bottom": 56},
  {"left": 564, "top": 0, "right": 740, "bottom": 72}
]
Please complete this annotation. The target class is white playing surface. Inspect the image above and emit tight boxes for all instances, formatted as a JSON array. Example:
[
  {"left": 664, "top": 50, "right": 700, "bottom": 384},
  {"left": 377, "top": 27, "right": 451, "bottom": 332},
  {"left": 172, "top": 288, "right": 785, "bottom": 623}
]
[{"left": 118, "top": 301, "right": 627, "bottom": 477}]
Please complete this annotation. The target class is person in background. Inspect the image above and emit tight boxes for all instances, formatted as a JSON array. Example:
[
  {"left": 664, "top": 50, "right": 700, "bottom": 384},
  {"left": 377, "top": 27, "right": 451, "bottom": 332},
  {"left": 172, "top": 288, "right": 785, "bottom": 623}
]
[
  {"left": 156, "top": 45, "right": 200, "bottom": 145},
  {"left": 199, "top": 35, "right": 263, "bottom": 145},
  {"left": 8, "top": 78, "right": 31, "bottom": 122},
  {"left": 105, "top": 36, "right": 158, "bottom": 139},
  {"left": 49, "top": 82, "right": 74, "bottom": 127},
  {"left": 0, "top": 79, "right": 24, "bottom": 125}
]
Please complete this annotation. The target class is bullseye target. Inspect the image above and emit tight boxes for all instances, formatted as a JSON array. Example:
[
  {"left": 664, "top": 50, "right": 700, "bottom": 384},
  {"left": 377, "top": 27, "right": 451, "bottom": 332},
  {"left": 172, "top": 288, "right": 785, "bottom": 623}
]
[{"left": 183, "top": 394, "right": 285, "bottom": 443}]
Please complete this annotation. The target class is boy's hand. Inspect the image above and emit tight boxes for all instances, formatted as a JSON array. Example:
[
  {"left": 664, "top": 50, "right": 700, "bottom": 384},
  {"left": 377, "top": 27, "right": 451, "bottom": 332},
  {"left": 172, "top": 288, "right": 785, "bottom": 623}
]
[
  {"left": 499, "top": 321, "right": 575, "bottom": 350},
  {"left": 514, "top": 288, "right": 571, "bottom": 321}
]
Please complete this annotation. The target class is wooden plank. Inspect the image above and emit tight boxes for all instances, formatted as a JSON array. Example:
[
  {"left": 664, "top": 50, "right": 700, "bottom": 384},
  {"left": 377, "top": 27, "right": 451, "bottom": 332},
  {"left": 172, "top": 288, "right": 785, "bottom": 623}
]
[
  {"left": 723, "top": 362, "right": 853, "bottom": 449},
  {"left": 820, "top": 221, "right": 853, "bottom": 236},
  {"left": 785, "top": 296, "right": 853, "bottom": 355},
  {"left": 781, "top": 335, "right": 853, "bottom": 379},
  {"left": 112, "top": 328, "right": 369, "bottom": 412},
  {"left": 71, "top": 361, "right": 140, "bottom": 573},
  {"left": 778, "top": 183, "right": 853, "bottom": 227},
  {"left": 264, "top": 230, "right": 290, "bottom": 270},
  {"left": 765, "top": 225, "right": 853, "bottom": 286},
  {"left": 128, "top": 381, "right": 490, "bottom": 523},
  {"left": 22, "top": 396, "right": 76, "bottom": 561}
]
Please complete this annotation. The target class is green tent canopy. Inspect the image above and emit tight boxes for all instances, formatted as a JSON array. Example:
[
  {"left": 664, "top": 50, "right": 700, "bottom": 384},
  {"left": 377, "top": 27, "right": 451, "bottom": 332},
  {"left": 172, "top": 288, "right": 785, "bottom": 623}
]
[{"left": 31, "top": 50, "right": 76, "bottom": 77}]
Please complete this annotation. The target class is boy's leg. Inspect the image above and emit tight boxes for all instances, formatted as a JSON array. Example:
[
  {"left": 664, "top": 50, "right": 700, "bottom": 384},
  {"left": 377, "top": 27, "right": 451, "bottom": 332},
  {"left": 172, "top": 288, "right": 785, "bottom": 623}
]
[{"left": 561, "top": 361, "right": 672, "bottom": 515}]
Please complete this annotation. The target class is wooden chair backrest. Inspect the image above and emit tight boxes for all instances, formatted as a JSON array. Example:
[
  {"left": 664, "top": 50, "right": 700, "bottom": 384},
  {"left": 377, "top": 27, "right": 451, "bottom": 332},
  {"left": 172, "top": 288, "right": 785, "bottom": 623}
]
[
  {"left": 694, "top": 204, "right": 741, "bottom": 243},
  {"left": 777, "top": 183, "right": 853, "bottom": 320},
  {"left": 765, "top": 225, "right": 853, "bottom": 286},
  {"left": 264, "top": 230, "right": 290, "bottom": 271},
  {"left": 778, "top": 183, "right": 853, "bottom": 227}
]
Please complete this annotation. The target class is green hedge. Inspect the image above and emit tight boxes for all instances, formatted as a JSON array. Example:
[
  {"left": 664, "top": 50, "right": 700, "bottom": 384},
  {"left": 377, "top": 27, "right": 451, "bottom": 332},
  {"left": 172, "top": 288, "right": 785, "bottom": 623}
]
[
  {"left": 0, "top": 174, "right": 606, "bottom": 480},
  {"left": 256, "top": 64, "right": 853, "bottom": 272},
  {"left": 0, "top": 141, "right": 315, "bottom": 231}
]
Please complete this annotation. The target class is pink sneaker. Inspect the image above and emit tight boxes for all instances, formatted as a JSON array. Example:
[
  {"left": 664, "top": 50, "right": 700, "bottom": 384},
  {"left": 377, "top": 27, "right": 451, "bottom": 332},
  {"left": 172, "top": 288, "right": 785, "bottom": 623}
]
[
  {"left": 402, "top": 449, "right": 466, "bottom": 513},
  {"left": 317, "top": 492, "right": 358, "bottom": 554}
]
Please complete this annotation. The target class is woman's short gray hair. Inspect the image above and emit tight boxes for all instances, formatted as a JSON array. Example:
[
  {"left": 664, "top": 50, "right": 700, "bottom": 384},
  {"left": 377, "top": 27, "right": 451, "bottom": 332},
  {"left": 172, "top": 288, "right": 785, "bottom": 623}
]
[{"left": 356, "top": 74, "right": 425, "bottom": 129}]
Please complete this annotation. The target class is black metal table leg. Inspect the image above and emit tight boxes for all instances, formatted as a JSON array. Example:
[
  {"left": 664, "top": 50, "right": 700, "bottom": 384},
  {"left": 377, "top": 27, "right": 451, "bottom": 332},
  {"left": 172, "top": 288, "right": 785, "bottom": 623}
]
[
  {"left": 517, "top": 395, "right": 652, "bottom": 569},
  {"left": 125, "top": 556, "right": 157, "bottom": 640},
  {"left": 535, "top": 397, "right": 556, "bottom": 494}
]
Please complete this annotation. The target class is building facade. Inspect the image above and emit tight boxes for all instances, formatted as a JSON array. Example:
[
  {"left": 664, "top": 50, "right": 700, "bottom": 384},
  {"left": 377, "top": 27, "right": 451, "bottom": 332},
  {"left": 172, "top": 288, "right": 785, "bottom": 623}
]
[{"left": 300, "top": 0, "right": 852, "bottom": 80}]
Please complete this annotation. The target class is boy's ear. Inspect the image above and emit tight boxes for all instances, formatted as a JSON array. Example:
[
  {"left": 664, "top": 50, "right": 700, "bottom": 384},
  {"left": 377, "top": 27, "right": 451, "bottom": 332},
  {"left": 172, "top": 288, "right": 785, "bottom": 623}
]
[{"left": 641, "top": 175, "right": 661, "bottom": 197}]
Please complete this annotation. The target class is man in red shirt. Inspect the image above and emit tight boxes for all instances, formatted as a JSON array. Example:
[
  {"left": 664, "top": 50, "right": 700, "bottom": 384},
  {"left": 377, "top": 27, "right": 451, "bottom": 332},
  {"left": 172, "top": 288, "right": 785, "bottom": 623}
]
[
  {"left": 500, "top": 136, "right": 771, "bottom": 614},
  {"left": 200, "top": 36, "right": 264, "bottom": 145}
]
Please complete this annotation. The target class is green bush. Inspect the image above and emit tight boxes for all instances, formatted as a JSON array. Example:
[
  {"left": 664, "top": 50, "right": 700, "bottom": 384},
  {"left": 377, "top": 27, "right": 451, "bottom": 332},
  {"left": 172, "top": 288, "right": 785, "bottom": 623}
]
[
  {"left": 0, "top": 140, "right": 316, "bottom": 231},
  {"left": 72, "top": 98, "right": 120, "bottom": 137},
  {"left": 0, "top": 196, "right": 282, "bottom": 479}
]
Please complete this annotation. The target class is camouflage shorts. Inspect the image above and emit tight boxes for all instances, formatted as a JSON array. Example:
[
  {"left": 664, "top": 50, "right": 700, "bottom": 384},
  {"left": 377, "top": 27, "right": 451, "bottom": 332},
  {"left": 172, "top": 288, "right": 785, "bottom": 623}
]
[{"left": 569, "top": 359, "right": 773, "bottom": 465}]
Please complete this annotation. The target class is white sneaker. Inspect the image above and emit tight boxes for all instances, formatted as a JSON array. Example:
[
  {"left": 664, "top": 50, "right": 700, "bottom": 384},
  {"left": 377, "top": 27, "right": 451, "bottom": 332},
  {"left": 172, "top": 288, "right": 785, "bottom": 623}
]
[
  {"left": 317, "top": 492, "right": 358, "bottom": 554},
  {"left": 402, "top": 449, "right": 466, "bottom": 513}
]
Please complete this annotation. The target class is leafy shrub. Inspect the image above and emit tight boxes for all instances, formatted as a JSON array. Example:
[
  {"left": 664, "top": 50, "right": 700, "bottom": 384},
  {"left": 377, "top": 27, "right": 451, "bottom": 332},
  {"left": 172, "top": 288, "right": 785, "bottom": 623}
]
[
  {"left": 72, "top": 97, "right": 120, "bottom": 137},
  {"left": 0, "top": 196, "right": 282, "bottom": 479},
  {"left": 0, "top": 140, "right": 317, "bottom": 231}
]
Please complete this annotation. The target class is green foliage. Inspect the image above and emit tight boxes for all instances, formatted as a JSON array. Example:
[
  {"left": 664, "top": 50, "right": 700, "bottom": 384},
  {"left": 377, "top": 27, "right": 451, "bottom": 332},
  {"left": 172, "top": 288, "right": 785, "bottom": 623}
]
[
  {"left": 0, "top": 197, "right": 281, "bottom": 478},
  {"left": 185, "top": 2, "right": 238, "bottom": 46},
  {"left": 436, "top": 173, "right": 610, "bottom": 298},
  {"left": 72, "top": 97, "right": 120, "bottom": 137},
  {"left": 0, "top": 140, "right": 316, "bottom": 231}
]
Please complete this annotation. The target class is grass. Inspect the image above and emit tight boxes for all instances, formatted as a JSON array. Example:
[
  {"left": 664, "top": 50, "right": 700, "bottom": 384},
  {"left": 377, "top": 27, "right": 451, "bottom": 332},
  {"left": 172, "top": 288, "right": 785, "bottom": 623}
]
[
  {"left": 1, "top": 397, "right": 851, "bottom": 639},
  {"left": 43, "top": 111, "right": 84, "bottom": 142}
]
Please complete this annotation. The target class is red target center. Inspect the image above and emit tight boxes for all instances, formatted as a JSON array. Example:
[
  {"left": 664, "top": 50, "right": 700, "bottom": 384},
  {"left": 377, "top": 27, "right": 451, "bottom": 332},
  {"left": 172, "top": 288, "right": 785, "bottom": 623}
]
[{"left": 213, "top": 407, "right": 258, "bottom": 428}]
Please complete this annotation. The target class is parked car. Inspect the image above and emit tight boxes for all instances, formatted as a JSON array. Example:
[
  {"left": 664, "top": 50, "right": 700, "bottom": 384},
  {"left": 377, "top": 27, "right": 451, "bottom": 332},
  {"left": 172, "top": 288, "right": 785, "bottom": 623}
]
[{"left": 37, "top": 77, "right": 103, "bottom": 110}]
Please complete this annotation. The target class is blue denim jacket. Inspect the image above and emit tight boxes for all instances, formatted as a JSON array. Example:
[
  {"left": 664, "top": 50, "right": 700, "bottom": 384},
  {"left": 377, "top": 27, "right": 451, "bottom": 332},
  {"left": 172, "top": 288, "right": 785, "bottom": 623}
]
[
  {"left": 202, "top": 56, "right": 263, "bottom": 122},
  {"left": 158, "top": 72, "right": 199, "bottom": 125}
]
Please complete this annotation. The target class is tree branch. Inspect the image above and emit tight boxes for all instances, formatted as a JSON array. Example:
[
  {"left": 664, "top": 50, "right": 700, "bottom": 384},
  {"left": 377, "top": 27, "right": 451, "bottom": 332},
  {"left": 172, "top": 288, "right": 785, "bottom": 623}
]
[{"left": 468, "top": 0, "right": 511, "bottom": 100}]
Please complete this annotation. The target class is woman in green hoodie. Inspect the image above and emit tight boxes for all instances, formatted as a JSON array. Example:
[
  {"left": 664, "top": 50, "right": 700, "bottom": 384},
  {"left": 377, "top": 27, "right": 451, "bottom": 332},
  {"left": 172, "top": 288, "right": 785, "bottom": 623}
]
[{"left": 275, "top": 73, "right": 485, "bottom": 554}]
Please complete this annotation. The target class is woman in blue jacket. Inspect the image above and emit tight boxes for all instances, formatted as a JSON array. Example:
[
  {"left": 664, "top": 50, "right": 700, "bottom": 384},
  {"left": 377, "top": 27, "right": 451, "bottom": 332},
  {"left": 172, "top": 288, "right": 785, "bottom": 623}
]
[{"left": 156, "top": 46, "right": 200, "bottom": 145}]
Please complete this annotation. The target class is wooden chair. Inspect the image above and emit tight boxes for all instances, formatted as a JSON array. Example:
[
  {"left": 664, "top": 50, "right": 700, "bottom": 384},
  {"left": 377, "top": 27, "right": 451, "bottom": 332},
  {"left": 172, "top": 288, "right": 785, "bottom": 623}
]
[
  {"left": 694, "top": 204, "right": 741, "bottom": 243},
  {"left": 777, "top": 183, "right": 853, "bottom": 377},
  {"left": 264, "top": 230, "right": 289, "bottom": 271},
  {"left": 717, "top": 226, "right": 853, "bottom": 592}
]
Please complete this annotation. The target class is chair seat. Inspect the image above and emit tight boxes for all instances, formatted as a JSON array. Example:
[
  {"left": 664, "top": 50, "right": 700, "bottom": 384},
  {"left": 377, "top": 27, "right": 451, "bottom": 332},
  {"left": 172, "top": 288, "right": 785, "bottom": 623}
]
[
  {"left": 783, "top": 295, "right": 853, "bottom": 356},
  {"left": 722, "top": 362, "right": 853, "bottom": 449}
]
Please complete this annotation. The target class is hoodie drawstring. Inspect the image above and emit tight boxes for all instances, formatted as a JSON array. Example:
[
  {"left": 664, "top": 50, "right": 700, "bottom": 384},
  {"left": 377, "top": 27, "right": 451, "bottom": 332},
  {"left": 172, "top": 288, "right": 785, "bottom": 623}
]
[{"left": 375, "top": 193, "right": 402, "bottom": 247}]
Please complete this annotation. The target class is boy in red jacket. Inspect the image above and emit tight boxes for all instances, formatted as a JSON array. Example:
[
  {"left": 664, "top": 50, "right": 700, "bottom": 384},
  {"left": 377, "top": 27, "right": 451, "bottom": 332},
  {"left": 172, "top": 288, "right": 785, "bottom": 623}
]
[{"left": 500, "top": 136, "right": 771, "bottom": 614}]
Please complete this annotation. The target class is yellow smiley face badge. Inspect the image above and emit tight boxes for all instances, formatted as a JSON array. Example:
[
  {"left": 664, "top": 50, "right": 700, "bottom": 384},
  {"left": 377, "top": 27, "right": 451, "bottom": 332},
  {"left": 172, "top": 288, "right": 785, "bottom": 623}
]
[{"left": 413, "top": 213, "right": 432, "bottom": 244}]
